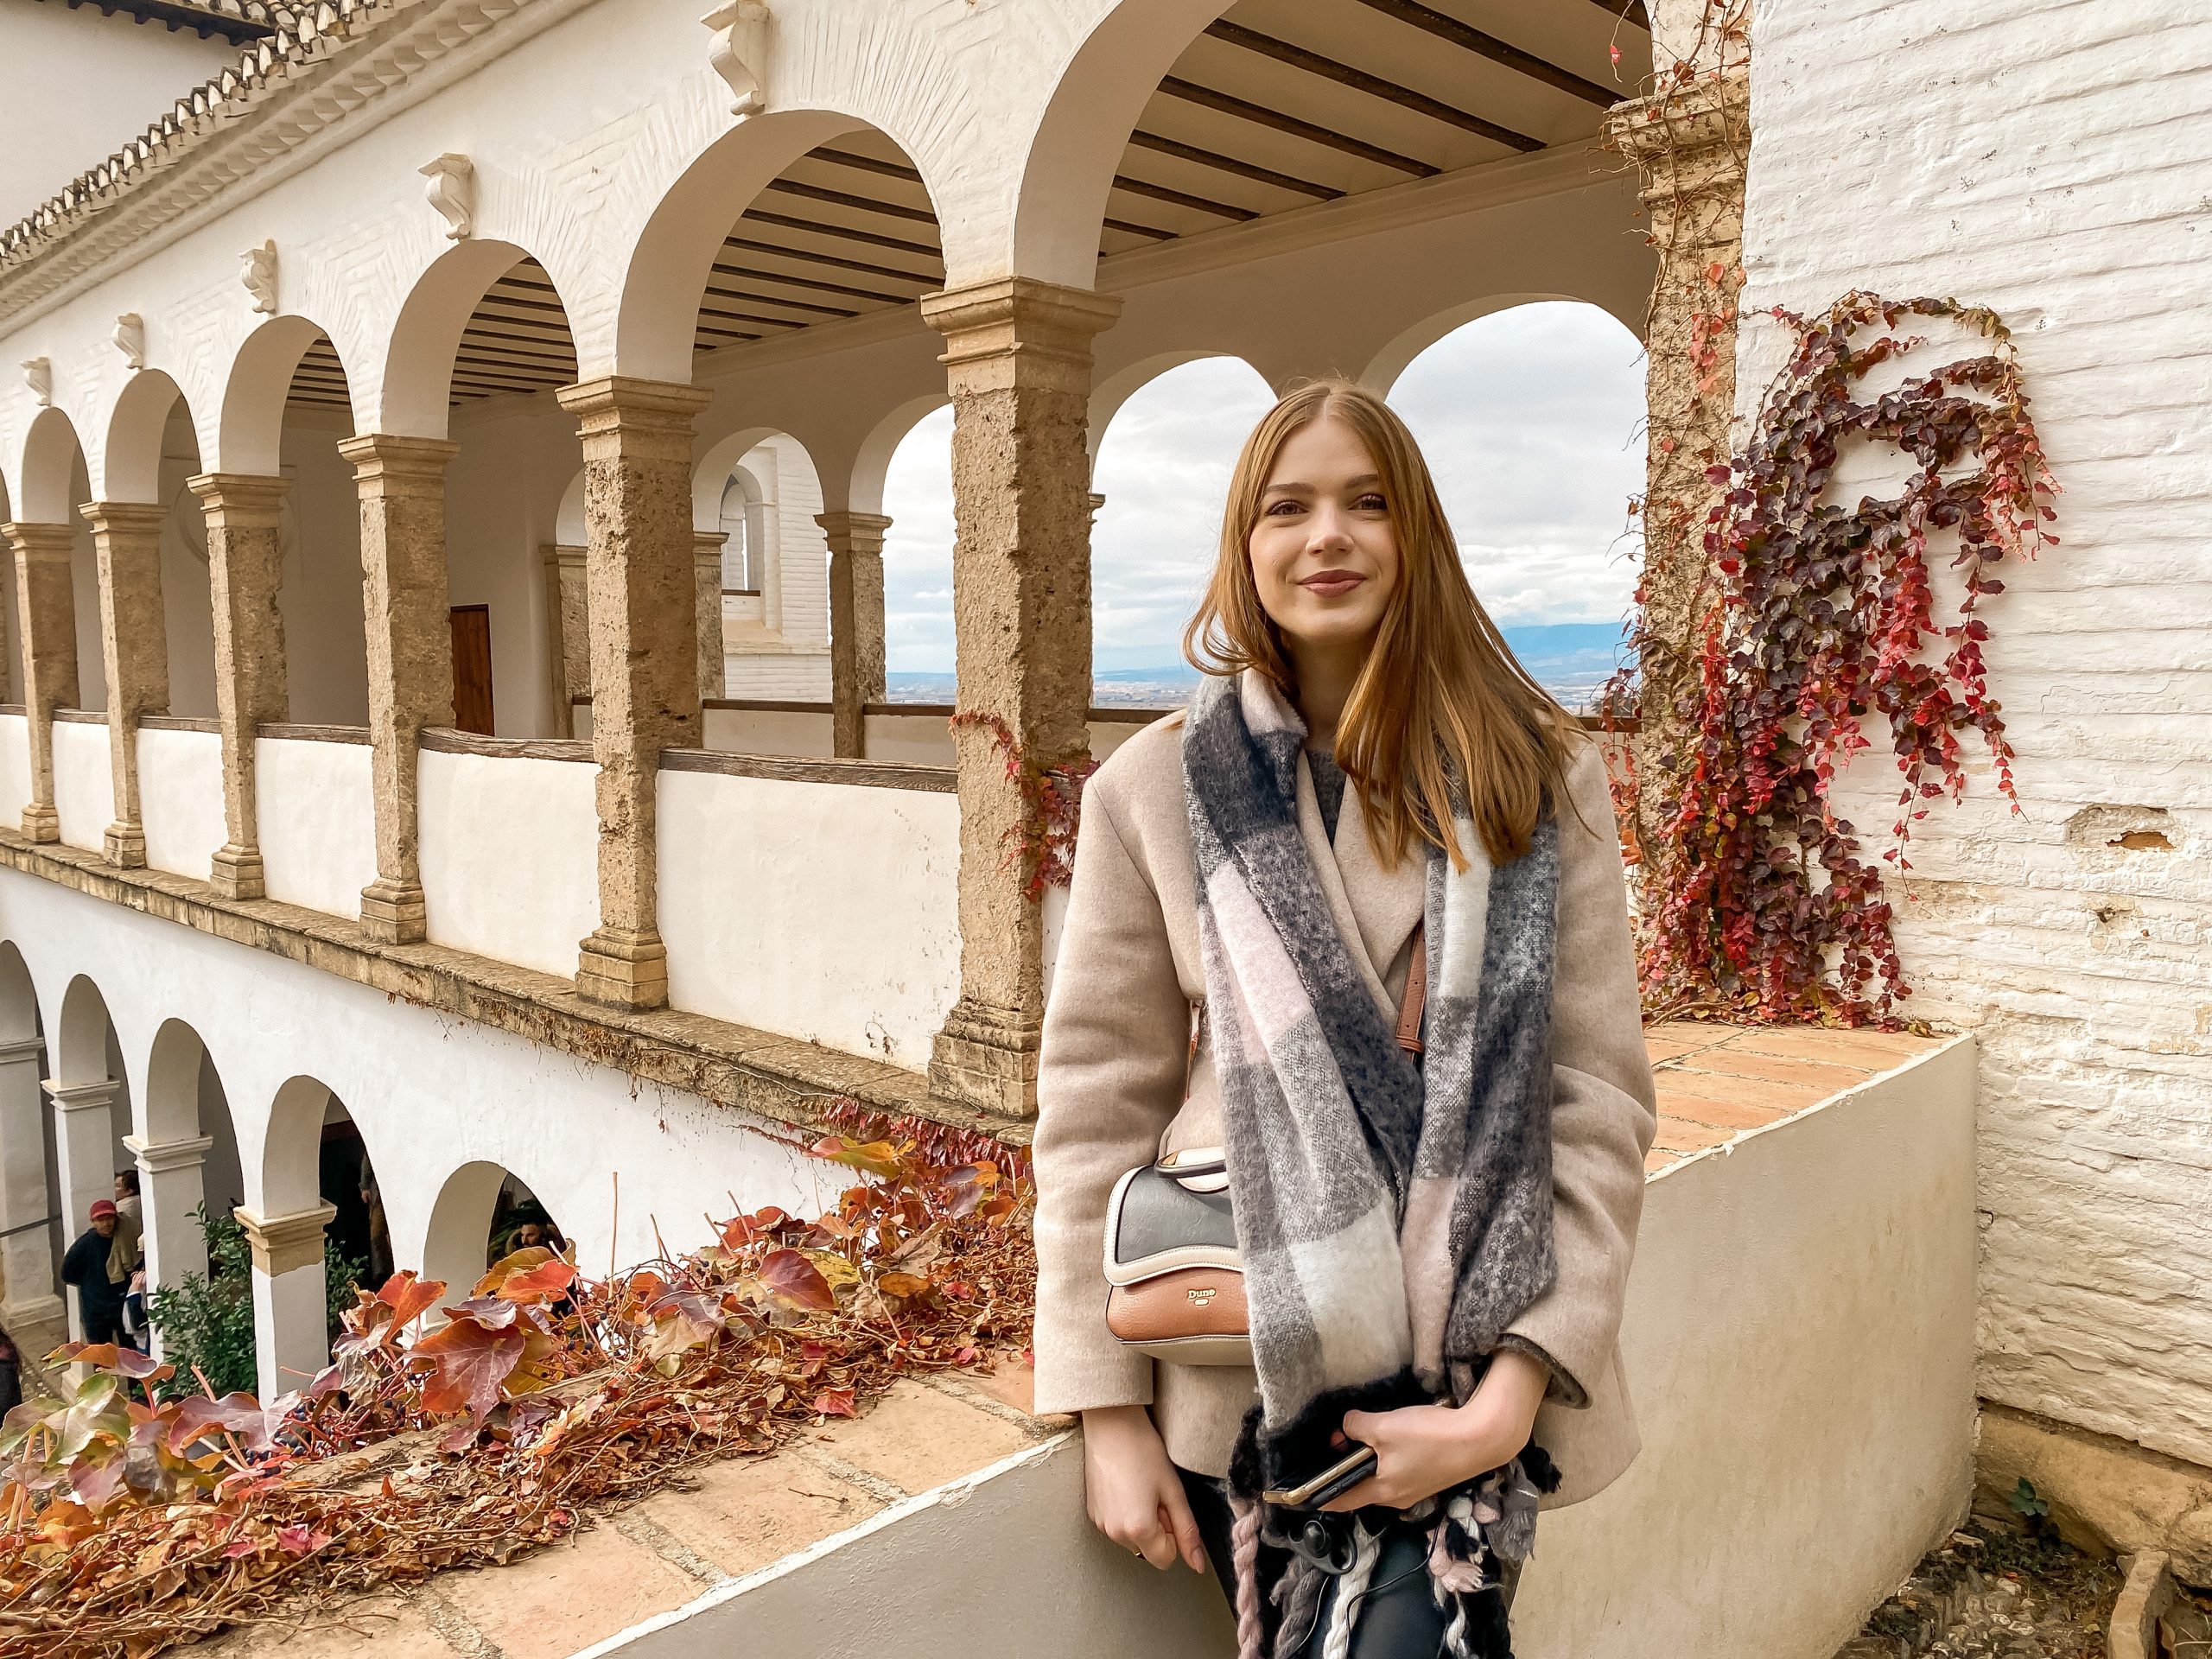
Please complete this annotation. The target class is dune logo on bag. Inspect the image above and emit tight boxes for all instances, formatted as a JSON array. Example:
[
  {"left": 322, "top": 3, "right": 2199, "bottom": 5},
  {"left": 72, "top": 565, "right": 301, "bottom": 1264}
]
[{"left": 1186, "top": 1285, "right": 1217, "bottom": 1306}]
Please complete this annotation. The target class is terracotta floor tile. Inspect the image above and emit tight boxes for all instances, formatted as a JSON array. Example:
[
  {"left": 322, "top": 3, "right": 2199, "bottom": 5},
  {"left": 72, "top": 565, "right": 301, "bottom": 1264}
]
[
  {"left": 1644, "top": 1148, "right": 1681, "bottom": 1173},
  {"left": 1656, "top": 1066, "right": 1834, "bottom": 1113},
  {"left": 1726, "top": 1027, "right": 1935, "bottom": 1067},
  {"left": 633, "top": 1452, "right": 881, "bottom": 1579},
  {"left": 435, "top": 1518, "right": 697, "bottom": 1659},
  {"left": 1675, "top": 1048, "right": 1875, "bottom": 1092},
  {"left": 1652, "top": 1116, "right": 1735, "bottom": 1153},
  {"left": 952, "top": 1351, "right": 1041, "bottom": 1417},
  {"left": 201, "top": 1592, "right": 457, "bottom": 1659},
  {"left": 1651, "top": 1091, "right": 1792, "bottom": 1131},
  {"left": 807, "top": 1378, "right": 1032, "bottom": 1496}
]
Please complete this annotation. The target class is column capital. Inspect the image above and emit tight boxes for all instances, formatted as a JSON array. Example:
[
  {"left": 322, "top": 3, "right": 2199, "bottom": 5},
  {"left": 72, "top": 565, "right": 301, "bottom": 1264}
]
[
  {"left": 0, "top": 521, "right": 75, "bottom": 562},
  {"left": 124, "top": 1132, "right": 214, "bottom": 1174},
  {"left": 43, "top": 1077, "right": 122, "bottom": 1114},
  {"left": 556, "top": 375, "right": 714, "bottom": 431},
  {"left": 188, "top": 473, "right": 289, "bottom": 524},
  {"left": 815, "top": 511, "right": 893, "bottom": 556},
  {"left": 335, "top": 432, "right": 461, "bottom": 487},
  {"left": 232, "top": 1202, "right": 336, "bottom": 1276},
  {"left": 547, "top": 543, "right": 587, "bottom": 570},
  {"left": 919, "top": 277, "right": 1122, "bottom": 388},
  {"left": 0, "top": 1036, "right": 44, "bottom": 1064},
  {"left": 78, "top": 500, "right": 167, "bottom": 537},
  {"left": 693, "top": 530, "right": 728, "bottom": 563}
]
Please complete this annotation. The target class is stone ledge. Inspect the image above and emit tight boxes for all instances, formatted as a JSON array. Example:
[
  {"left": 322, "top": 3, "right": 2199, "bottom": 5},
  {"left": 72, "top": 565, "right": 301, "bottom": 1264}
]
[{"left": 0, "top": 826, "right": 1031, "bottom": 1147}]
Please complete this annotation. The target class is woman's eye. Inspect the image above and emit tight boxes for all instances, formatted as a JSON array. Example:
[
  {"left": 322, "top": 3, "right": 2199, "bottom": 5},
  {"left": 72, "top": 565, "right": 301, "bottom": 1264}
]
[
  {"left": 1353, "top": 493, "right": 1388, "bottom": 512},
  {"left": 1263, "top": 499, "right": 1304, "bottom": 517}
]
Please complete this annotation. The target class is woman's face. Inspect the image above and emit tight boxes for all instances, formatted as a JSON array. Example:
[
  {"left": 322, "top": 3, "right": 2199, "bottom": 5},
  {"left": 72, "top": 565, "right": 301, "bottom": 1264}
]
[{"left": 1247, "top": 414, "right": 1402, "bottom": 656}]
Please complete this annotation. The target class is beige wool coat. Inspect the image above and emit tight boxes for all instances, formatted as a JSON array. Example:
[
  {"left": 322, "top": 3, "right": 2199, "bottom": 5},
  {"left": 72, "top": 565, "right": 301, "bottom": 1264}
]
[{"left": 1030, "top": 713, "right": 1658, "bottom": 1509}]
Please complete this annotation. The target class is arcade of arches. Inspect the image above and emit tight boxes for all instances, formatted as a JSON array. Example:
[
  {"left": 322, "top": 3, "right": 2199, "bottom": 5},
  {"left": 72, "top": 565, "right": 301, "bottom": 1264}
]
[{"left": 0, "top": 0, "right": 1746, "bottom": 1389}]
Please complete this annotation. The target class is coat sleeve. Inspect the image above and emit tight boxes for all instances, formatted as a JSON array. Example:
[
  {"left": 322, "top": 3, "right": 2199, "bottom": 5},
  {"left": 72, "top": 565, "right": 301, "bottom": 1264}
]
[
  {"left": 1029, "top": 774, "right": 1194, "bottom": 1416},
  {"left": 1501, "top": 739, "right": 1658, "bottom": 1407}
]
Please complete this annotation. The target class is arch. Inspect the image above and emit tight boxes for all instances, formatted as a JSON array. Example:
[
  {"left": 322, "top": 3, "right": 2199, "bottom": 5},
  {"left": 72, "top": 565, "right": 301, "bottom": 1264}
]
[
  {"left": 555, "top": 467, "right": 588, "bottom": 547},
  {"left": 614, "top": 109, "right": 891, "bottom": 386},
  {"left": 1086, "top": 351, "right": 1247, "bottom": 467},
  {"left": 216, "top": 315, "right": 358, "bottom": 476},
  {"left": 1010, "top": 0, "right": 1235, "bottom": 288},
  {"left": 16, "top": 405, "right": 86, "bottom": 524},
  {"left": 261, "top": 1073, "right": 339, "bottom": 1218},
  {"left": 420, "top": 1159, "right": 566, "bottom": 1292},
  {"left": 1363, "top": 291, "right": 1637, "bottom": 396},
  {"left": 141, "top": 1017, "right": 210, "bottom": 1147},
  {"left": 134, "top": 1018, "right": 246, "bottom": 1309},
  {"left": 99, "top": 370, "right": 192, "bottom": 506},
  {"left": 848, "top": 395, "right": 950, "bottom": 521},
  {"left": 378, "top": 239, "right": 571, "bottom": 440},
  {"left": 54, "top": 974, "right": 115, "bottom": 1087},
  {"left": 0, "top": 941, "right": 40, "bottom": 1046}
]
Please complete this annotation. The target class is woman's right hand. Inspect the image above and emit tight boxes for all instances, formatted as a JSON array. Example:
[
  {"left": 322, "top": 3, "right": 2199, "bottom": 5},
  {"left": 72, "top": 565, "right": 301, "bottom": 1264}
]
[{"left": 1080, "top": 1405, "right": 1207, "bottom": 1572}]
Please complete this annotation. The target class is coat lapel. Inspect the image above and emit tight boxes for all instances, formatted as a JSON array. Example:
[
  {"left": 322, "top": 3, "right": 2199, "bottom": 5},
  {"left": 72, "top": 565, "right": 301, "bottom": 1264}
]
[{"left": 1294, "top": 754, "right": 1428, "bottom": 1022}]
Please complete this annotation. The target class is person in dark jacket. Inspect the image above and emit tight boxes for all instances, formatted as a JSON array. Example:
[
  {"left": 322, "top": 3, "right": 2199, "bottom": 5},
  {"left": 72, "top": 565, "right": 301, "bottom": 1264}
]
[{"left": 60, "top": 1199, "right": 128, "bottom": 1345}]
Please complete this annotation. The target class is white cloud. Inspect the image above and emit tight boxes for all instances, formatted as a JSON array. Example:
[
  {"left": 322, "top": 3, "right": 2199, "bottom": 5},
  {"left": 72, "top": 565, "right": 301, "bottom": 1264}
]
[{"left": 881, "top": 302, "right": 1646, "bottom": 673}]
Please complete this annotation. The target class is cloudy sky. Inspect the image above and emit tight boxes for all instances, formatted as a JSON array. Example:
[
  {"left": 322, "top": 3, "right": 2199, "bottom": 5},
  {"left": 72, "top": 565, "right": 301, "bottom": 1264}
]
[{"left": 880, "top": 300, "right": 1648, "bottom": 675}]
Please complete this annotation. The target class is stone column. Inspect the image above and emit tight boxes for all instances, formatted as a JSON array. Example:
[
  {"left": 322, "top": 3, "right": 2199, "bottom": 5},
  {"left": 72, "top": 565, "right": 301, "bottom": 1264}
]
[
  {"left": 45, "top": 1077, "right": 119, "bottom": 1340},
  {"left": 818, "top": 510, "right": 890, "bottom": 759},
  {"left": 0, "top": 1038, "right": 62, "bottom": 1334},
  {"left": 337, "top": 435, "right": 460, "bottom": 944},
  {"left": 1, "top": 522, "right": 80, "bottom": 843},
  {"left": 917, "top": 278, "right": 1122, "bottom": 1117},
  {"left": 1603, "top": 69, "right": 1750, "bottom": 865},
  {"left": 694, "top": 531, "right": 727, "bottom": 705},
  {"left": 125, "top": 1131, "right": 214, "bottom": 1298},
  {"left": 553, "top": 378, "right": 713, "bottom": 1010},
  {"left": 235, "top": 1201, "right": 335, "bottom": 1398},
  {"left": 542, "top": 543, "right": 588, "bottom": 738},
  {"left": 80, "top": 501, "right": 170, "bottom": 867},
  {"left": 188, "top": 474, "right": 290, "bottom": 900}
]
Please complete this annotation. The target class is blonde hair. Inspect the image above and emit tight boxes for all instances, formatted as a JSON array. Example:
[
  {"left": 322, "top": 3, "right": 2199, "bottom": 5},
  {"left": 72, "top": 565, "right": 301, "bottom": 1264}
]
[{"left": 1183, "top": 378, "right": 1576, "bottom": 868}]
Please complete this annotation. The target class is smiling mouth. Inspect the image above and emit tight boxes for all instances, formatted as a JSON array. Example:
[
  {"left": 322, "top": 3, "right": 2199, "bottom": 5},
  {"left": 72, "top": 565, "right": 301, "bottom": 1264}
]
[{"left": 1300, "top": 570, "right": 1365, "bottom": 598}]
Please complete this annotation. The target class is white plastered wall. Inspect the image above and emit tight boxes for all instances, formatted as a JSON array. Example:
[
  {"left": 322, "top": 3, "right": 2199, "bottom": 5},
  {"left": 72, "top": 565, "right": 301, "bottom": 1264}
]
[
  {"left": 255, "top": 736, "right": 377, "bottom": 918},
  {"left": 417, "top": 749, "right": 599, "bottom": 978},
  {"left": 137, "top": 728, "right": 226, "bottom": 881},
  {"left": 1741, "top": 0, "right": 2212, "bottom": 1468}
]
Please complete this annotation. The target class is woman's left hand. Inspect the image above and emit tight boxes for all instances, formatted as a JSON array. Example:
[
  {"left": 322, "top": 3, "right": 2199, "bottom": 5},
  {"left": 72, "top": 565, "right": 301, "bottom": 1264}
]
[{"left": 1320, "top": 1348, "right": 1550, "bottom": 1512}]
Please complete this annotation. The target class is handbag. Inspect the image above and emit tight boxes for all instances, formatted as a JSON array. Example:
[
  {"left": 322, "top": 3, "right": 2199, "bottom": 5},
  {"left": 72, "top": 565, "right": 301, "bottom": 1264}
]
[{"left": 1103, "top": 925, "right": 1427, "bottom": 1366}]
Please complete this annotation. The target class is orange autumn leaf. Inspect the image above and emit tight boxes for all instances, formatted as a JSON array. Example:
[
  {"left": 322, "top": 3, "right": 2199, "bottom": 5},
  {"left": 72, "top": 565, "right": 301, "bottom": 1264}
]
[{"left": 757, "top": 1248, "right": 835, "bottom": 1313}]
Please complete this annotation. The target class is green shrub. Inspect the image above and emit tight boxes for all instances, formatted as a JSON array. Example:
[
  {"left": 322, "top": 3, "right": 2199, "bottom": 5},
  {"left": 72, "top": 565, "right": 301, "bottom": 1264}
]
[{"left": 145, "top": 1205, "right": 365, "bottom": 1401}]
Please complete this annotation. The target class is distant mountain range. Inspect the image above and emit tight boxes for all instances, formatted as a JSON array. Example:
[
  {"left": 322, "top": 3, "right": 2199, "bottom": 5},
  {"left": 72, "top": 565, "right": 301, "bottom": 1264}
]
[{"left": 887, "top": 622, "right": 1630, "bottom": 713}]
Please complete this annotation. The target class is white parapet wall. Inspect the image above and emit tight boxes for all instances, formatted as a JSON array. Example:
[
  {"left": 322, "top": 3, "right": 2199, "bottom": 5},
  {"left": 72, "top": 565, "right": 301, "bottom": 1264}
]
[
  {"left": 255, "top": 736, "right": 378, "bottom": 920},
  {"left": 137, "top": 727, "right": 226, "bottom": 882},
  {"left": 584, "top": 1038, "right": 1978, "bottom": 1659},
  {"left": 697, "top": 706, "right": 1168, "bottom": 766},
  {"left": 418, "top": 748, "right": 601, "bottom": 980},
  {"left": 51, "top": 720, "right": 111, "bottom": 852},
  {"left": 0, "top": 715, "right": 26, "bottom": 825},
  {"left": 657, "top": 770, "right": 961, "bottom": 1068}
]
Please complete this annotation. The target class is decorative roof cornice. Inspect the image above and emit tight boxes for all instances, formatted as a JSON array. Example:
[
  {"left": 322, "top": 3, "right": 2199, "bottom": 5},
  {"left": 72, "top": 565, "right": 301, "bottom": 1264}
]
[
  {"left": 44, "top": 0, "right": 300, "bottom": 45},
  {"left": 0, "top": 0, "right": 558, "bottom": 329}
]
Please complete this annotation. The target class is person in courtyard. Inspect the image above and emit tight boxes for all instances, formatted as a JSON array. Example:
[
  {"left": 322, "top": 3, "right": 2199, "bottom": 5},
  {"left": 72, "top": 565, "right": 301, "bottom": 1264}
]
[
  {"left": 61, "top": 1199, "right": 130, "bottom": 1346},
  {"left": 110, "top": 1169, "right": 146, "bottom": 1345},
  {"left": 0, "top": 1331, "right": 19, "bottom": 1417},
  {"left": 1033, "top": 381, "right": 1656, "bottom": 1657}
]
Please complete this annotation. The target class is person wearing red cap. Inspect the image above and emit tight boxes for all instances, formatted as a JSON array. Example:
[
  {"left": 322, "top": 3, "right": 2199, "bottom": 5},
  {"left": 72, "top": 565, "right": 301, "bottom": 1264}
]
[{"left": 60, "top": 1199, "right": 130, "bottom": 1345}]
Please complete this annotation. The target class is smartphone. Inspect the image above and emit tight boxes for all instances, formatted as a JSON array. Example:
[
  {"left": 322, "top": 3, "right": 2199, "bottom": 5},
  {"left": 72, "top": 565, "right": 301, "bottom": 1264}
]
[{"left": 1261, "top": 1443, "right": 1378, "bottom": 1510}]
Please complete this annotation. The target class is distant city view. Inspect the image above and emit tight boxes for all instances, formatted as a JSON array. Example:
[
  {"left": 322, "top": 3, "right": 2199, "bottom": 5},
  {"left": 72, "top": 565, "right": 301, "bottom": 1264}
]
[{"left": 884, "top": 622, "right": 1628, "bottom": 715}]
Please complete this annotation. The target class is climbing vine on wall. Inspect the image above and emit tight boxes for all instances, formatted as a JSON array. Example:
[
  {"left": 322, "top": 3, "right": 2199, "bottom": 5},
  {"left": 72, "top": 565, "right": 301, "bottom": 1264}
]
[
  {"left": 946, "top": 711, "right": 1095, "bottom": 899},
  {"left": 1630, "top": 292, "right": 2058, "bottom": 1025}
]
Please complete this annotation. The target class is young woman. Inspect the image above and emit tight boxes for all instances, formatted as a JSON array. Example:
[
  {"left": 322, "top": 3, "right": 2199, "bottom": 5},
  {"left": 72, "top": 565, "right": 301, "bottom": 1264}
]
[{"left": 1031, "top": 381, "right": 1656, "bottom": 1657}]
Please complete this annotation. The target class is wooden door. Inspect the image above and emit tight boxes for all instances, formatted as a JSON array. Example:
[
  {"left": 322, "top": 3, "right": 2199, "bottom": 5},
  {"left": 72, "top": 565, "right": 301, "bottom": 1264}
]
[{"left": 449, "top": 605, "right": 494, "bottom": 734}]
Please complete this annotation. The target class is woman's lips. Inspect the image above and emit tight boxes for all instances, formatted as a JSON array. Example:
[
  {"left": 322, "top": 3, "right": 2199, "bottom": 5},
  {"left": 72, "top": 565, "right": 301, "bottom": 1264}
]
[{"left": 1300, "top": 570, "right": 1365, "bottom": 598}]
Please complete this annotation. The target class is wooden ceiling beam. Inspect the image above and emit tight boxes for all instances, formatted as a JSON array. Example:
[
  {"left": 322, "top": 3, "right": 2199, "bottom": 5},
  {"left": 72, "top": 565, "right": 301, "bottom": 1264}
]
[
  {"left": 1586, "top": 0, "right": 1650, "bottom": 29},
  {"left": 742, "top": 209, "right": 945, "bottom": 263},
  {"left": 709, "top": 259, "right": 907, "bottom": 305},
  {"left": 721, "top": 233, "right": 938, "bottom": 287},
  {"left": 1348, "top": 0, "right": 1621, "bottom": 108},
  {"left": 1127, "top": 130, "right": 1341, "bottom": 200},
  {"left": 702, "top": 283, "right": 858, "bottom": 319},
  {"left": 1203, "top": 20, "right": 1543, "bottom": 153},
  {"left": 764, "top": 177, "right": 938, "bottom": 227},
  {"left": 1109, "top": 173, "right": 1257, "bottom": 222},
  {"left": 1158, "top": 77, "right": 1436, "bottom": 176}
]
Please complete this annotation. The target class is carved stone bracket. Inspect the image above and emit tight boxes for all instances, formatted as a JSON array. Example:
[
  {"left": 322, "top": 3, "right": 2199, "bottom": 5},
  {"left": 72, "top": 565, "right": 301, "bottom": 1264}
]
[
  {"left": 240, "top": 241, "right": 279, "bottom": 315},
  {"left": 419, "top": 153, "right": 475, "bottom": 240},
  {"left": 701, "top": 1, "right": 771, "bottom": 118},
  {"left": 113, "top": 315, "right": 145, "bottom": 371},
  {"left": 22, "top": 358, "right": 50, "bottom": 406}
]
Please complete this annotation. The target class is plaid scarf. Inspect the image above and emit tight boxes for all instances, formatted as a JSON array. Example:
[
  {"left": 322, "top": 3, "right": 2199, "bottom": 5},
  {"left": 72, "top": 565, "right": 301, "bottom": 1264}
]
[{"left": 1184, "top": 671, "right": 1561, "bottom": 1658}]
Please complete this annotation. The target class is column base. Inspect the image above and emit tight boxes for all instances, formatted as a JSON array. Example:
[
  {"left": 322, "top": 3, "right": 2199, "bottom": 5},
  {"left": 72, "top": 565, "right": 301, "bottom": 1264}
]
[
  {"left": 576, "top": 927, "right": 670, "bottom": 1011},
  {"left": 20, "top": 804, "right": 57, "bottom": 843},
  {"left": 359, "top": 877, "right": 429, "bottom": 944},
  {"left": 928, "top": 997, "right": 1043, "bottom": 1119},
  {"left": 210, "top": 844, "right": 266, "bottom": 900},
  {"left": 103, "top": 820, "right": 147, "bottom": 868}
]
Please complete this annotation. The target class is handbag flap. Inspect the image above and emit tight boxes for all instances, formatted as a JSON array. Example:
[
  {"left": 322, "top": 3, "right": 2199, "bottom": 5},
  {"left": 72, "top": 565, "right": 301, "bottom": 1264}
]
[{"left": 1103, "top": 1160, "right": 1239, "bottom": 1287}]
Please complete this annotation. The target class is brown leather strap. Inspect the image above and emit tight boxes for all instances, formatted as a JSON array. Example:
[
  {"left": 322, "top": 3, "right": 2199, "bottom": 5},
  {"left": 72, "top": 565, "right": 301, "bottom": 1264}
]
[{"left": 1395, "top": 923, "right": 1427, "bottom": 1053}]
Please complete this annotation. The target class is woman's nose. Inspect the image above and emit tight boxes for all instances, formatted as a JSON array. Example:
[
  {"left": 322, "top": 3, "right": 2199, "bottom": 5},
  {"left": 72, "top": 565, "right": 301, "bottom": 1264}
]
[{"left": 1306, "top": 504, "right": 1354, "bottom": 551}]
